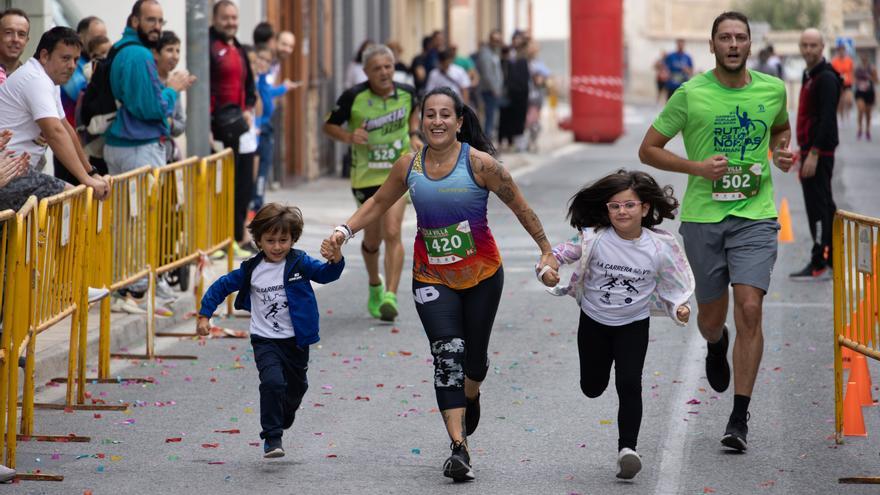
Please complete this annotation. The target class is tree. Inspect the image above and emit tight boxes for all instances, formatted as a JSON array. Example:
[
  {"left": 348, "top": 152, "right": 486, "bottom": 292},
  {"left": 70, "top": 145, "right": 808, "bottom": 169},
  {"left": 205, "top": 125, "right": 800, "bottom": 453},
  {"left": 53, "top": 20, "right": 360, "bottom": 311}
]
[{"left": 735, "top": 0, "right": 823, "bottom": 30}]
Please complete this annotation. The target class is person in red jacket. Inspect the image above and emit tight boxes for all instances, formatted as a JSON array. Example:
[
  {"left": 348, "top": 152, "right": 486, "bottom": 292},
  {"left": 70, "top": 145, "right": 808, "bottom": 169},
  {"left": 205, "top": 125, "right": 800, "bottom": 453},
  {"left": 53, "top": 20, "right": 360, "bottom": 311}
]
[{"left": 791, "top": 28, "right": 841, "bottom": 281}]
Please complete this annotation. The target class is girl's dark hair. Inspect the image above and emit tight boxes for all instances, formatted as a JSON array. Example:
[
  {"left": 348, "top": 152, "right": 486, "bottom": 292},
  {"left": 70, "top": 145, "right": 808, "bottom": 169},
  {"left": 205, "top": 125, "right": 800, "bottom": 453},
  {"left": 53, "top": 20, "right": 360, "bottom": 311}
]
[
  {"left": 355, "top": 39, "right": 374, "bottom": 63},
  {"left": 157, "top": 30, "right": 180, "bottom": 51},
  {"left": 567, "top": 169, "right": 679, "bottom": 230},
  {"left": 421, "top": 87, "right": 497, "bottom": 156},
  {"left": 248, "top": 203, "right": 304, "bottom": 246}
]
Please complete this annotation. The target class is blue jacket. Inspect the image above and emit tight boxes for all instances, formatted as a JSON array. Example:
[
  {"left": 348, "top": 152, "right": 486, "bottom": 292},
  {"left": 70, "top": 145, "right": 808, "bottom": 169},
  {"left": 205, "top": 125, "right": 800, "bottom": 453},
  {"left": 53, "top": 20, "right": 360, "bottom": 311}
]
[
  {"left": 256, "top": 73, "right": 287, "bottom": 127},
  {"left": 198, "top": 249, "right": 345, "bottom": 346},
  {"left": 105, "top": 27, "right": 178, "bottom": 147}
]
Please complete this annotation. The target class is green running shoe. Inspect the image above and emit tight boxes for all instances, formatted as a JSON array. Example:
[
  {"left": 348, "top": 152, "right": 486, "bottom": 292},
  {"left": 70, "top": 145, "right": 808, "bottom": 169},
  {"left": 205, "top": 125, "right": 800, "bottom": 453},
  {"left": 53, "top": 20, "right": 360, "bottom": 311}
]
[
  {"left": 379, "top": 292, "right": 398, "bottom": 321},
  {"left": 367, "top": 279, "right": 385, "bottom": 319}
]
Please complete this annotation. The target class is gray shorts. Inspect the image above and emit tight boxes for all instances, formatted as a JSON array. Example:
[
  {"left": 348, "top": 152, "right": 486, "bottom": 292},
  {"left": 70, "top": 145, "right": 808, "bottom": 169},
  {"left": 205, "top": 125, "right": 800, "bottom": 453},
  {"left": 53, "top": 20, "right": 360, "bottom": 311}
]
[
  {"left": 0, "top": 167, "right": 67, "bottom": 212},
  {"left": 679, "top": 217, "right": 780, "bottom": 303}
]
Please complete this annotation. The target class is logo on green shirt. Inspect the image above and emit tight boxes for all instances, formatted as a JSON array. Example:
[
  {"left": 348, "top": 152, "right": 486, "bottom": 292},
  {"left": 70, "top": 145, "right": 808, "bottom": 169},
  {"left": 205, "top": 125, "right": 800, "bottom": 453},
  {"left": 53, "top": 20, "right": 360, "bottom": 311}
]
[{"left": 714, "top": 105, "right": 768, "bottom": 160}]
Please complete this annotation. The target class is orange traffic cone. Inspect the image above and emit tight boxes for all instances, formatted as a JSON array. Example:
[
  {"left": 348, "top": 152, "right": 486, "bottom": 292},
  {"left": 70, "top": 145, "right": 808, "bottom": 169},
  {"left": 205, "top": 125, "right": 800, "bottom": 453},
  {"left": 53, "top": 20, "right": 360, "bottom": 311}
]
[
  {"left": 777, "top": 198, "right": 794, "bottom": 243},
  {"left": 842, "top": 345, "right": 853, "bottom": 370},
  {"left": 851, "top": 354, "right": 876, "bottom": 406},
  {"left": 843, "top": 380, "right": 868, "bottom": 436}
]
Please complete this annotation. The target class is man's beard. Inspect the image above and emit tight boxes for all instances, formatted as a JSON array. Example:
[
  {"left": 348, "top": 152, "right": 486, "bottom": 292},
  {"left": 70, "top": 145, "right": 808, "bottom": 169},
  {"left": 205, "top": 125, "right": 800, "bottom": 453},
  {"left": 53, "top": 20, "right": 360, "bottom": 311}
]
[
  {"left": 138, "top": 27, "right": 159, "bottom": 49},
  {"left": 715, "top": 52, "right": 748, "bottom": 75}
]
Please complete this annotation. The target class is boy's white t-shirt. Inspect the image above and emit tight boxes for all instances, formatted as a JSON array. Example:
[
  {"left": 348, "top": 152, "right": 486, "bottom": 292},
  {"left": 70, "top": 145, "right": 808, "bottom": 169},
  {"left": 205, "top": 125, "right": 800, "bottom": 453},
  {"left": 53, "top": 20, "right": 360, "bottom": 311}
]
[
  {"left": 0, "top": 58, "right": 65, "bottom": 167},
  {"left": 581, "top": 228, "right": 658, "bottom": 326},
  {"left": 249, "top": 259, "right": 295, "bottom": 339}
]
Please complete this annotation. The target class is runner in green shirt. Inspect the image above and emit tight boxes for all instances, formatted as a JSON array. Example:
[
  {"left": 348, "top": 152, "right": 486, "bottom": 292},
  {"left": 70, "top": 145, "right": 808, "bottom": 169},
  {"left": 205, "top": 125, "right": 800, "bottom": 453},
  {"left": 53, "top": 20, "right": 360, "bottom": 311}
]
[
  {"left": 323, "top": 44, "right": 422, "bottom": 321},
  {"left": 638, "top": 11, "right": 795, "bottom": 453}
]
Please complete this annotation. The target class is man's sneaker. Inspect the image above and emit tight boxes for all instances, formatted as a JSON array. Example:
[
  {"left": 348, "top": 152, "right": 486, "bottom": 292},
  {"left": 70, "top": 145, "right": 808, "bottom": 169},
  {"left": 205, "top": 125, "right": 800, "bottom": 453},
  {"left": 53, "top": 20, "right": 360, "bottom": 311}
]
[
  {"left": 721, "top": 413, "right": 749, "bottom": 451},
  {"left": 0, "top": 463, "right": 15, "bottom": 482},
  {"left": 443, "top": 440, "right": 475, "bottom": 482},
  {"left": 378, "top": 292, "right": 399, "bottom": 321},
  {"left": 465, "top": 393, "right": 481, "bottom": 436},
  {"left": 367, "top": 278, "right": 385, "bottom": 319},
  {"left": 155, "top": 278, "right": 178, "bottom": 302},
  {"left": 616, "top": 448, "right": 642, "bottom": 479},
  {"left": 110, "top": 296, "right": 147, "bottom": 315},
  {"left": 263, "top": 437, "right": 284, "bottom": 458},
  {"left": 789, "top": 262, "right": 831, "bottom": 281},
  {"left": 706, "top": 326, "right": 731, "bottom": 393},
  {"left": 87, "top": 287, "right": 110, "bottom": 304}
]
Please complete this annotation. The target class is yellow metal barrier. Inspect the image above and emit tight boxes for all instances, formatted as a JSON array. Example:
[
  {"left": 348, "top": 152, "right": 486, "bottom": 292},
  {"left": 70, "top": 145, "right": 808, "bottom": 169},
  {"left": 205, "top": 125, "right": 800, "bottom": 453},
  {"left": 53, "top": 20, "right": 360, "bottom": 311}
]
[
  {"left": 4, "top": 196, "right": 72, "bottom": 481},
  {"left": 196, "top": 150, "right": 235, "bottom": 317},
  {"left": 0, "top": 207, "right": 17, "bottom": 471}
]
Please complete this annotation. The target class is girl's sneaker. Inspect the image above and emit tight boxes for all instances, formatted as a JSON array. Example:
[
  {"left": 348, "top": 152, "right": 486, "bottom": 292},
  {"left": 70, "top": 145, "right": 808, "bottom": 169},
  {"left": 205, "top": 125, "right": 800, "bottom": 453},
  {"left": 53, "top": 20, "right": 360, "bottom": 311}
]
[
  {"left": 263, "top": 437, "right": 284, "bottom": 458},
  {"left": 443, "top": 440, "right": 474, "bottom": 482},
  {"left": 616, "top": 448, "right": 642, "bottom": 479}
]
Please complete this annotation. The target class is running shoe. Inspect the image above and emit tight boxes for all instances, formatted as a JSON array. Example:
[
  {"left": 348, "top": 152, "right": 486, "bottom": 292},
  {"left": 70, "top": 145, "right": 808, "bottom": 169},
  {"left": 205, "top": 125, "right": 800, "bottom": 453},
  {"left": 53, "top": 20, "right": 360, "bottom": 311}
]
[
  {"left": 789, "top": 262, "right": 831, "bottom": 281},
  {"left": 706, "top": 325, "right": 730, "bottom": 393},
  {"left": 110, "top": 296, "right": 147, "bottom": 315},
  {"left": 465, "top": 393, "right": 481, "bottom": 436},
  {"left": 721, "top": 412, "right": 749, "bottom": 451},
  {"left": 367, "top": 277, "right": 385, "bottom": 319},
  {"left": 443, "top": 440, "right": 474, "bottom": 482},
  {"left": 155, "top": 278, "right": 178, "bottom": 302},
  {"left": 379, "top": 291, "right": 399, "bottom": 321},
  {"left": 616, "top": 448, "right": 642, "bottom": 479},
  {"left": 263, "top": 437, "right": 284, "bottom": 458},
  {"left": 87, "top": 287, "right": 110, "bottom": 304},
  {"left": 233, "top": 243, "right": 257, "bottom": 259},
  {"left": 0, "top": 463, "right": 14, "bottom": 482}
]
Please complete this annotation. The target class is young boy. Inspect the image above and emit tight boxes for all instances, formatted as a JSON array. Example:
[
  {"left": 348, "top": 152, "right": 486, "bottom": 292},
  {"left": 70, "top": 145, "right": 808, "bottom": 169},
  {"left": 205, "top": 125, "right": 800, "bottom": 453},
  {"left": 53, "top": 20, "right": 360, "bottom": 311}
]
[{"left": 197, "top": 203, "right": 344, "bottom": 458}]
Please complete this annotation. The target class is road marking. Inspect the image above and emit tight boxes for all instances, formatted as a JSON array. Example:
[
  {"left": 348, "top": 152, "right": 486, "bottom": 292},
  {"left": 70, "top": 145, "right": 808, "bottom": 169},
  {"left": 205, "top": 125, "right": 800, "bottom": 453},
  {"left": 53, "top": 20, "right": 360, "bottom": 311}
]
[{"left": 654, "top": 326, "right": 705, "bottom": 495}]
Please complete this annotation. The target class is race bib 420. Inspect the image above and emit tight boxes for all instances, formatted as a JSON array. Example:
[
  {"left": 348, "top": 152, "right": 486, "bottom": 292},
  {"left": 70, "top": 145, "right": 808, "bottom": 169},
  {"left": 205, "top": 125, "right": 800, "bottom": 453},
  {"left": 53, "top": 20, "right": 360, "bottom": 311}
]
[
  {"left": 423, "top": 220, "right": 476, "bottom": 265},
  {"left": 712, "top": 163, "right": 762, "bottom": 201}
]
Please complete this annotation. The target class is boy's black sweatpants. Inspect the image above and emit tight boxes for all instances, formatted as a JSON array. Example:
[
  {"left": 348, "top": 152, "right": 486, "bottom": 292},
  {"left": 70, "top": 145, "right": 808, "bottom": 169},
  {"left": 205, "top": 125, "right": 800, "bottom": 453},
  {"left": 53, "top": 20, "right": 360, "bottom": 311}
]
[
  {"left": 578, "top": 311, "right": 649, "bottom": 451},
  {"left": 251, "top": 335, "right": 309, "bottom": 440}
]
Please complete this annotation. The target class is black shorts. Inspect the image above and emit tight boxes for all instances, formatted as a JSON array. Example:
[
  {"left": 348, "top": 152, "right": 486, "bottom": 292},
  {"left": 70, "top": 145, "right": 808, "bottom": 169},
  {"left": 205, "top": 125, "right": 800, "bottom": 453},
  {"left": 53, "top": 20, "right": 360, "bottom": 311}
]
[
  {"left": 856, "top": 89, "right": 875, "bottom": 106},
  {"left": 352, "top": 185, "right": 381, "bottom": 206}
]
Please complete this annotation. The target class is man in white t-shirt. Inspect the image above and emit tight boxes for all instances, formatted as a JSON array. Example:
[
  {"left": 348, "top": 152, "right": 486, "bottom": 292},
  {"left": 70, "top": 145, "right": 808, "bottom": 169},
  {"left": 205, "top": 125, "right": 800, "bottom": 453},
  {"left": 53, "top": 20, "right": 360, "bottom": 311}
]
[
  {"left": 425, "top": 48, "right": 471, "bottom": 101},
  {"left": 0, "top": 26, "right": 109, "bottom": 211}
]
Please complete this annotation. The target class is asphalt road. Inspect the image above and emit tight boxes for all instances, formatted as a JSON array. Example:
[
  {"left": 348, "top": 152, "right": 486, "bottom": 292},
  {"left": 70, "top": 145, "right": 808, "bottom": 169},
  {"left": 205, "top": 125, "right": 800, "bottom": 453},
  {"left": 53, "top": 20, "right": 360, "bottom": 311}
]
[{"left": 7, "top": 105, "right": 879, "bottom": 495}]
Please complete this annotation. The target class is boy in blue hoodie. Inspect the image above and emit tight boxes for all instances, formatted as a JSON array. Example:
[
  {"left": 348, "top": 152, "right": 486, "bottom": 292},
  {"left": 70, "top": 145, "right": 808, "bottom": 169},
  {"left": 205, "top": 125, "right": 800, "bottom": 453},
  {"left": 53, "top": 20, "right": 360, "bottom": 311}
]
[{"left": 197, "top": 203, "right": 344, "bottom": 458}]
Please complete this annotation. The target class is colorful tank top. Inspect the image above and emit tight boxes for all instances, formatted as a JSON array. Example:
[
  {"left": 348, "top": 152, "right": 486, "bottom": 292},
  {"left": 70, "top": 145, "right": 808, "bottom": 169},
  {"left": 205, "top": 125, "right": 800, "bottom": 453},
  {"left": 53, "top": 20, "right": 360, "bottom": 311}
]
[{"left": 406, "top": 144, "right": 502, "bottom": 289}]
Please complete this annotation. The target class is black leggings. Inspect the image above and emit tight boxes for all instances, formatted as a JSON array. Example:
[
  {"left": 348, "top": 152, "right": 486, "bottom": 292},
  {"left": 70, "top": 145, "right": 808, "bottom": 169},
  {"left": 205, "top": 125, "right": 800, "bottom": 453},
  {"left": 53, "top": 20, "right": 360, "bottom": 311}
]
[
  {"left": 800, "top": 154, "right": 836, "bottom": 268},
  {"left": 413, "top": 267, "right": 504, "bottom": 410},
  {"left": 578, "top": 311, "right": 649, "bottom": 451}
]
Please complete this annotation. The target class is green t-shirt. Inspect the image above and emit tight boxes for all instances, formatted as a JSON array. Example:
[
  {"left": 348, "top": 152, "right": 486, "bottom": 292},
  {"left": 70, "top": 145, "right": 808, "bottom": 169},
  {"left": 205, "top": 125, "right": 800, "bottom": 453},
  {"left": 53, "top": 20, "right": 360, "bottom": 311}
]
[
  {"left": 454, "top": 56, "right": 475, "bottom": 72},
  {"left": 325, "top": 81, "right": 417, "bottom": 189},
  {"left": 652, "top": 70, "right": 789, "bottom": 223}
]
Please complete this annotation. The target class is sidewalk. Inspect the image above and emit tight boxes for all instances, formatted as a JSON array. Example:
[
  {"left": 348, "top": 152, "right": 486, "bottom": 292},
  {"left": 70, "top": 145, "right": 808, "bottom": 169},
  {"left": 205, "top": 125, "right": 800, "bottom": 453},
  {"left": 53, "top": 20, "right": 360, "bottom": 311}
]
[{"left": 27, "top": 114, "right": 575, "bottom": 399}]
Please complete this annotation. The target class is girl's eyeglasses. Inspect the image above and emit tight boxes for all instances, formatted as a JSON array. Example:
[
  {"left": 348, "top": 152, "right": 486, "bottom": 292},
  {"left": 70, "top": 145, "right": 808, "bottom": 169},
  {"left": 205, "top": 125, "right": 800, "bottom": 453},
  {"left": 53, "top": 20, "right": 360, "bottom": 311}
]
[{"left": 606, "top": 200, "right": 643, "bottom": 212}]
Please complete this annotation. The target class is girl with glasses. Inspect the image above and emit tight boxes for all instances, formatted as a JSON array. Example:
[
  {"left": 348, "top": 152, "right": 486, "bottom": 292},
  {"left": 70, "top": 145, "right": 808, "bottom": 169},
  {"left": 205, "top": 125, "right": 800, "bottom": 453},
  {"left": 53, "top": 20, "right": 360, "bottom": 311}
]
[{"left": 537, "top": 169, "right": 694, "bottom": 480}]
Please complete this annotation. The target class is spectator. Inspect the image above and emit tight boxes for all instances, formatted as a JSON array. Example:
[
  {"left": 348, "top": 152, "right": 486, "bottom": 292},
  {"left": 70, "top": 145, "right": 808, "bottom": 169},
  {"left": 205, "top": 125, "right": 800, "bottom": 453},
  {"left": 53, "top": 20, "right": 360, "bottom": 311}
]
[
  {"left": 755, "top": 45, "right": 783, "bottom": 79},
  {"left": 526, "top": 39, "right": 550, "bottom": 152},
  {"left": 653, "top": 50, "right": 669, "bottom": 103},
  {"left": 268, "top": 29, "right": 294, "bottom": 85},
  {"left": 450, "top": 43, "right": 479, "bottom": 91},
  {"left": 0, "top": 8, "right": 29, "bottom": 77},
  {"left": 153, "top": 30, "right": 185, "bottom": 163},
  {"left": 498, "top": 34, "right": 531, "bottom": 152},
  {"left": 0, "top": 129, "right": 28, "bottom": 188},
  {"left": 386, "top": 40, "right": 413, "bottom": 86},
  {"left": 86, "top": 35, "right": 111, "bottom": 63},
  {"left": 664, "top": 38, "right": 693, "bottom": 99},
  {"left": 252, "top": 21, "right": 275, "bottom": 52},
  {"left": 210, "top": 0, "right": 257, "bottom": 256},
  {"left": 410, "top": 36, "right": 432, "bottom": 97},
  {"left": 476, "top": 29, "right": 504, "bottom": 139},
  {"left": 790, "top": 28, "right": 841, "bottom": 281},
  {"left": 344, "top": 39, "right": 374, "bottom": 89},
  {"left": 251, "top": 44, "right": 299, "bottom": 211},
  {"left": 0, "top": 26, "right": 110, "bottom": 212},
  {"left": 425, "top": 48, "right": 471, "bottom": 101},
  {"left": 55, "top": 16, "right": 107, "bottom": 185},
  {"left": 104, "top": 0, "right": 195, "bottom": 175}
]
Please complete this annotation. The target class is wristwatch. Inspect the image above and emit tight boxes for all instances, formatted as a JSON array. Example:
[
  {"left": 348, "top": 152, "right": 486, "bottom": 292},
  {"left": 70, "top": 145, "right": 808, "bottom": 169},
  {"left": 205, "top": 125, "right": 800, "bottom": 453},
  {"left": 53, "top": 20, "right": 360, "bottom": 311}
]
[{"left": 87, "top": 167, "right": 101, "bottom": 177}]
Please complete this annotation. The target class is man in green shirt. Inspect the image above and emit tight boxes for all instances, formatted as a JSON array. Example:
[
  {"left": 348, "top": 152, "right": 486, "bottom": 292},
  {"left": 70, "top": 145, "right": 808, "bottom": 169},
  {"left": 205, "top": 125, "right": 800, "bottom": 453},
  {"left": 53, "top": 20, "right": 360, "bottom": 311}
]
[
  {"left": 638, "top": 11, "right": 795, "bottom": 452},
  {"left": 323, "top": 44, "right": 422, "bottom": 322}
]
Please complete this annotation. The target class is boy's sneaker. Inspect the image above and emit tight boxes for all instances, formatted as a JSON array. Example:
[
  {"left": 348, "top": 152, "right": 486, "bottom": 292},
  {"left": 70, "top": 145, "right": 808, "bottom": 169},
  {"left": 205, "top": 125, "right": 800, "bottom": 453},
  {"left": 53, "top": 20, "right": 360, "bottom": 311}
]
[
  {"left": 379, "top": 292, "right": 399, "bottom": 321},
  {"left": 789, "top": 262, "right": 831, "bottom": 281},
  {"left": 706, "top": 326, "right": 731, "bottom": 393},
  {"left": 465, "top": 393, "right": 481, "bottom": 436},
  {"left": 721, "top": 412, "right": 749, "bottom": 451},
  {"left": 263, "top": 437, "right": 284, "bottom": 458},
  {"left": 367, "top": 277, "right": 385, "bottom": 319},
  {"left": 443, "top": 441, "right": 475, "bottom": 482},
  {"left": 616, "top": 448, "right": 642, "bottom": 479}
]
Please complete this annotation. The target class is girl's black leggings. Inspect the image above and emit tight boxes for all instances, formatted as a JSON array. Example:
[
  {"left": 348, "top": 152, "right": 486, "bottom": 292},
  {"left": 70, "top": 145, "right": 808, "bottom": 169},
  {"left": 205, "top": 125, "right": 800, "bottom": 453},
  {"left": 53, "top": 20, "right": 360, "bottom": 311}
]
[{"left": 578, "top": 311, "right": 649, "bottom": 451}]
